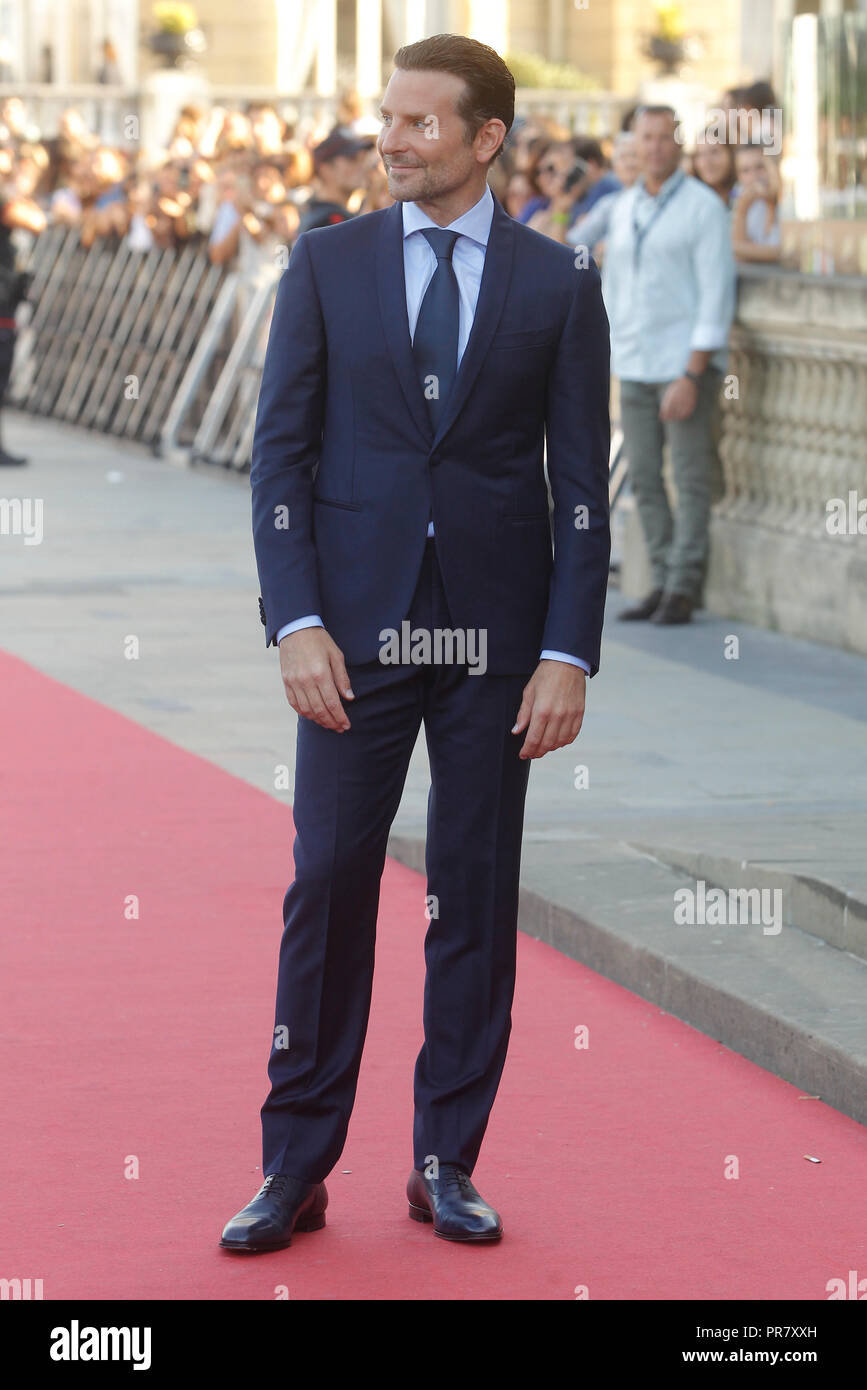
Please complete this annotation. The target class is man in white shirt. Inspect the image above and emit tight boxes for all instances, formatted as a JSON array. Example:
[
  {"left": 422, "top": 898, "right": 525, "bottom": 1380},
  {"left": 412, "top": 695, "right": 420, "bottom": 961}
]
[{"left": 603, "top": 106, "right": 735, "bottom": 624}]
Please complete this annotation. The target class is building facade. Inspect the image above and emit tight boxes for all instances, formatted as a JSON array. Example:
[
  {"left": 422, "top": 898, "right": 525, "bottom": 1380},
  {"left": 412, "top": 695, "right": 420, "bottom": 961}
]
[{"left": 0, "top": 0, "right": 818, "bottom": 95}]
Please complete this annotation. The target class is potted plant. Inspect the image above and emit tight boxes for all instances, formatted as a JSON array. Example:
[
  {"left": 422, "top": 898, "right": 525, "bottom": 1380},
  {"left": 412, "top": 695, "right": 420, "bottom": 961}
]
[
  {"left": 643, "top": 1, "right": 687, "bottom": 76},
  {"left": 147, "top": 3, "right": 207, "bottom": 69}
]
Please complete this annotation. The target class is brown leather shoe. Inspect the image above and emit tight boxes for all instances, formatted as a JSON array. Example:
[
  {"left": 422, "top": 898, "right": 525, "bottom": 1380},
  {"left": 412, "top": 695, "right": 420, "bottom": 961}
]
[
  {"left": 651, "top": 591, "right": 694, "bottom": 625},
  {"left": 618, "top": 588, "right": 664, "bottom": 621}
]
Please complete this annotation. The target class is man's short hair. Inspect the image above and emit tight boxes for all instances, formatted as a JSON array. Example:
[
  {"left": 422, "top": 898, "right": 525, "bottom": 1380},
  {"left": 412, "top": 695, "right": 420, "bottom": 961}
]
[
  {"left": 392, "top": 33, "right": 515, "bottom": 164},
  {"left": 633, "top": 104, "right": 679, "bottom": 126},
  {"left": 744, "top": 80, "right": 776, "bottom": 111},
  {"left": 572, "top": 137, "right": 606, "bottom": 168}
]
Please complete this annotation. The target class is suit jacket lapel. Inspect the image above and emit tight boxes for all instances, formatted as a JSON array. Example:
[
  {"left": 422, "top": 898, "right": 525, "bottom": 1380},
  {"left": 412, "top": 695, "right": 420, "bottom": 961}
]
[{"left": 376, "top": 199, "right": 432, "bottom": 443}]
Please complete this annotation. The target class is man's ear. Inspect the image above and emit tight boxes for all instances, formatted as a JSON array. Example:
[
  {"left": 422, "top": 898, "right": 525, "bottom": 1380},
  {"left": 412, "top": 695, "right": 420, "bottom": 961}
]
[{"left": 476, "top": 119, "right": 506, "bottom": 165}]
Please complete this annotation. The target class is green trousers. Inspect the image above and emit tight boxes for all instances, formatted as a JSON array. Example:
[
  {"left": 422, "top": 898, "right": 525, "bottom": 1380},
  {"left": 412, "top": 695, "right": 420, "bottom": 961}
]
[{"left": 619, "top": 368, "right": 723, "bottom": 599}]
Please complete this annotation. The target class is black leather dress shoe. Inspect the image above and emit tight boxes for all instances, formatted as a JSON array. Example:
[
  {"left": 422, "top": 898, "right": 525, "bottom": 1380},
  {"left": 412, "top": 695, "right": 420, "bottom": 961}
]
[
  {"left": 651, "top": 591, "right": 694, "bottom": 625},
  {"left": 0, "top": 448, "right": 28, "bottom": 466},
  {"left": 617, "top": 588, "right": 663, "bottom": 621},
  {"left": 407, "top": 1165, "right": 503, "bottom": 1242},
  {"left": 220, "top": 1173, "right": 327, "bottom": 1253}
]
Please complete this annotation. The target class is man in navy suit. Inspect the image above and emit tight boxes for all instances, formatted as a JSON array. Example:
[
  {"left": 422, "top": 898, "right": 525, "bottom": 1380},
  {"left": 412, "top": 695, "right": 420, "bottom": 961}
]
[{"left": 221, "top": 33, "right": 610, "bottom": 1252}]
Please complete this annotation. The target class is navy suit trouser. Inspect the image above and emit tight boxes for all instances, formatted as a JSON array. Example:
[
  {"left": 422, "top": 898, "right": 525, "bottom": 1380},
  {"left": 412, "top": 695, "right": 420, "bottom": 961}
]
[{"left": 260, "top": 539, "right": 534, "bottom": 1182}]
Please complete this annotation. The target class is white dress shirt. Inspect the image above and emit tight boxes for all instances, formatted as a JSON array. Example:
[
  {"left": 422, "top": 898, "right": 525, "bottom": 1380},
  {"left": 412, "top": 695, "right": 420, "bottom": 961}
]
[
  {"left": 602, "top": 169, "right": 735, "bottom": 382},
  {"left": 276, "top": 185, "right": 589, "bottom": 674}
]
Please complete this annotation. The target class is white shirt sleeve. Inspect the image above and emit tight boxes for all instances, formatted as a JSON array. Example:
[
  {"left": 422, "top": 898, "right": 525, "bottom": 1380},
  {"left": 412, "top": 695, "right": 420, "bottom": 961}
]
[
  {"left": 689, "top": 196, "right": 736, "bottom": 352},
  {"left": 540, "top": 651, "right": 591, "bottom": 674},
  {"left": 276, "top": 615, "right": 324, "bottom": 644}
]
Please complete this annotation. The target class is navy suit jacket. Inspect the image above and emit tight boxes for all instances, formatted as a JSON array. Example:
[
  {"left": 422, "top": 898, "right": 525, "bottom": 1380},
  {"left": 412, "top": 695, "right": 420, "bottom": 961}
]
[{"left": 251, "top": 189, "right": 611, "bottom": 676}]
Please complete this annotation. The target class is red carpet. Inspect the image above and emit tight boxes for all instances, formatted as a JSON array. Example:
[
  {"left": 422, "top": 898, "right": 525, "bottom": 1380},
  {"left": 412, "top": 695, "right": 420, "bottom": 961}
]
[{"left": 1, "top": 647, "right": 864, "bottom": 1300}]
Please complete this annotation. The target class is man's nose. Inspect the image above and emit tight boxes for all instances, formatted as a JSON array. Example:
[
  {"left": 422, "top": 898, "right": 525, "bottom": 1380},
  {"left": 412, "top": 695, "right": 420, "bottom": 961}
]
[{"left": 379, "top": 123, "right": 407, "bottom": 156}]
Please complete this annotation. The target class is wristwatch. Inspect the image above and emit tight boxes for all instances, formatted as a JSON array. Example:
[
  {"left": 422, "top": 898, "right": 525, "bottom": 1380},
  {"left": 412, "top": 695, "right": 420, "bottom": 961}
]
[{"left": 684, "top": 369, "right": 704, "bottom": 386}]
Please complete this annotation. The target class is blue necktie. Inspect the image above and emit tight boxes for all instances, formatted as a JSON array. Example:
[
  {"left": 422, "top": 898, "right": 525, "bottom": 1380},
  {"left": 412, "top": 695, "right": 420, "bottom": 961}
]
[{"left": 412, "top": 227, "right": 460, "bottom": 430}]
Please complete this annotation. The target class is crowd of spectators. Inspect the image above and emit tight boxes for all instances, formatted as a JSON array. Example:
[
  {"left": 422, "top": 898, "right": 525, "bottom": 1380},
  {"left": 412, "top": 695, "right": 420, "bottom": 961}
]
[
  {"left": 0, "top": 90, "right": 388, "bottom": 267},
  {"left": 0, "top": 76, "right": 781, "bottom": 487},
  {"left": 0, "top": 77, "right": 782, "bottom": 275},
  {"left": 504, "top": 79, "right": 781, "bottom": 265}
]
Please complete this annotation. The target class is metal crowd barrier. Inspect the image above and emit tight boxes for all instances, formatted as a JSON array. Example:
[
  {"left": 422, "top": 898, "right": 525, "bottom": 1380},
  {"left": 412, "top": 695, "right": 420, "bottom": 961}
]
[
  {"left": 10, "top": 229, "right": 628, "bottom": 505},
  {"left": 172, "top": 269, "right": 628, "bottom": 499},
  {"left": 10, "top": 228, "right": 234, "bottom": 450},
  {"left": 181, "top": 275, "right": 279, "bottom": 471}
]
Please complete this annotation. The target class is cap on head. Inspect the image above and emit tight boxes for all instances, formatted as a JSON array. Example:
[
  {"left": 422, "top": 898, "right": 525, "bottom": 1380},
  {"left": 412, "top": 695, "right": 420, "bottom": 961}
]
[{"left": 312, "top": 130, "right": 373, "bottom": 171}]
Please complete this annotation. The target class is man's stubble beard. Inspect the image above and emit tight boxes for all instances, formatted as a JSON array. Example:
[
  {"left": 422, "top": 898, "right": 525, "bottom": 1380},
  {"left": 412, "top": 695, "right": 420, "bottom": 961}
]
[
  {"left": 386, "top": 161, "right": 470, "bottom": 205},
  {"left": 386, "top": 166, "right": 435, "bottom": 203}
]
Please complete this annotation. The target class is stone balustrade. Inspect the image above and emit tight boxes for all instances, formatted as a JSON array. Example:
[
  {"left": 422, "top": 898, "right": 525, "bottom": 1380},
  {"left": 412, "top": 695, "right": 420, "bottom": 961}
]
[
  {"left": 708, "top": 266, "right": 867, "bottom": 655},
  {"left": 621, "top": 265, "right": 867, "bottom": 656}
]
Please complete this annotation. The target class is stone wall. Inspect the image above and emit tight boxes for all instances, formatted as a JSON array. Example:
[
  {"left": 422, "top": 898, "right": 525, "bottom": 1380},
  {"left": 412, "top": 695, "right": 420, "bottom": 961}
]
[{"left": 706, "top": 267, "right": 867, "bottom": 656}]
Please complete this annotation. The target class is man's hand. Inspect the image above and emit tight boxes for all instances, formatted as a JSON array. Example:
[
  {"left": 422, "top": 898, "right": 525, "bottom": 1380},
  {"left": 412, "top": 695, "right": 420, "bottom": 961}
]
[
  {"left": 659, "top": 375, "right": 699, "bottom": 422},
  {"left": 279, "top": 627, "right": 354, "bottom": 732},
  {"left": 511, "top": 660, "right": 586, "bottom": 760}
]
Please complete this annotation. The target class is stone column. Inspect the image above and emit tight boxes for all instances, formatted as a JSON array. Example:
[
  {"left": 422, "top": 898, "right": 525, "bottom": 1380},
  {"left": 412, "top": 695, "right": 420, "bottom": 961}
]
[
  {"left": 275, "top": 0, "right": 318, "bottom": 92},
  {"left": 467, "top": 0, "right": 507, "bottom": 52},
  {"left": 356, "top": 0, "right": 383, "bottom": 97},
  {"left": 395, "top": 0, "right": 427, "bottom": 46},
  {"left": 314, "top": 0, "right": 337, "bottom": 97}
]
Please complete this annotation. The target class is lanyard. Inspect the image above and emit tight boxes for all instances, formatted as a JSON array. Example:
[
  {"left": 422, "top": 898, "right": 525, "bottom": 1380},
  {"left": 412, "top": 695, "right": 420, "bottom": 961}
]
[{"left": 632, "top": 171, "right": 686, "bottom": 270}]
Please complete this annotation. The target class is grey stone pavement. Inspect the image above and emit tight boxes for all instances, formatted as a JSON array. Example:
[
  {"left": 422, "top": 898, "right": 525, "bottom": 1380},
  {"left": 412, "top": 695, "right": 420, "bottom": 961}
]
[{"left": 4, "top": 412, "right": 867, "bottom": 1120}]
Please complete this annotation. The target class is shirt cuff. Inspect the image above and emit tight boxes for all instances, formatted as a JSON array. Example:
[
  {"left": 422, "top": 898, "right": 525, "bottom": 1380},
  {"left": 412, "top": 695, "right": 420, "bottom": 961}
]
[
  {"left": 276, "top": 615, "right": 324, "bottom": 644},
  {"left": 689, "top": 323, "right": 730, "bottom": 352},
  {"left": 540, "top": 650, "right": 591, "bottom": 674}
]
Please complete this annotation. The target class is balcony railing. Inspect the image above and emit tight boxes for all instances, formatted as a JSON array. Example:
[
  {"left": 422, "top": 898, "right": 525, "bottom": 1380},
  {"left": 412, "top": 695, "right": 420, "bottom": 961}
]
[{"left": 0, "top": 81, "right": 638, "bottom": 145}]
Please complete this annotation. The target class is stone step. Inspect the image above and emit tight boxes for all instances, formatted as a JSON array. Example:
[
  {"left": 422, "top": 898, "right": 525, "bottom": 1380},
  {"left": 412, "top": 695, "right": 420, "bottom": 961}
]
[
  {"left": 388, "top": 832, "right": 867, "bottom": 1127},
  {"left": 629, "top": 842, "right": 867, "bottom": 962}
]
